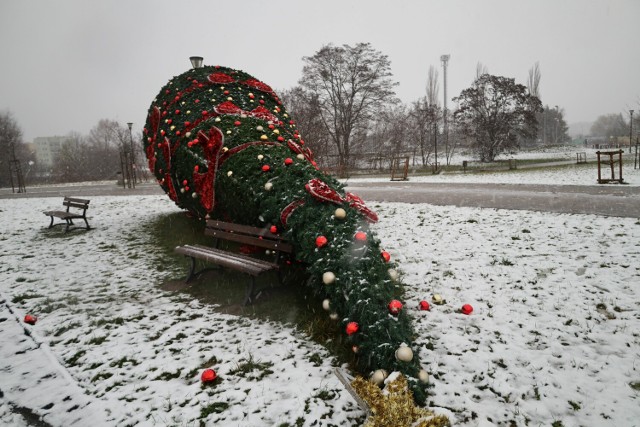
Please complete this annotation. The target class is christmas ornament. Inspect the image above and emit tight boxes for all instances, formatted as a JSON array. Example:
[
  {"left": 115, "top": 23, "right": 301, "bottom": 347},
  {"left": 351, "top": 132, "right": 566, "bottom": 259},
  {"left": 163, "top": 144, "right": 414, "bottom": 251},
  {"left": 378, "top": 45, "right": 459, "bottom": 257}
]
[
  {"left": 370, "top": 369, "right": 388, "bottom": 386},
  {"left": 322, "top": 271, "right": 336, "bottom": 284},
  {"left": 264, "top": 182, "right": 273, "bottom": 191},
  {"left": 24, "top": 314, "right": 37, "bottom": 325},
  {"left": 201, "top": 368, "right": 217, "bottom": 383},
  {"left": 352, "top": 345, "right": 359, "bottom": 353},
  {"left": 388, "top": 268, "right": 399, "bottom": 281},
  {"left": 346, "top": 322, "right": 359, "bottom": 335},
  {"left": 388, "top": 300, "right": 403, "bottom": 315},
  {"left": 329, "top": 312, "right": 339, "bottom": 320},
  {"left": 418, "top": 369, "right": 430, "bottom": 383},
  {"left": 395, "top": 345, "right": 413, "bottom": 362},
  {"left": 381, "top": 251, "right": 391, "bottom": 262},
  {"left": 257, "top": 154, "right": 264, "bottom": 160},
  {"left": 227, "top": 171, "right": 233, "bottom": 177},
  {"left": 351, "top": 375, "right": 450, "bottom": 427},
  {"left": 334, "top": 208, "right": 347, "bottom": 219},
  {"left": 315, "top": 235, "right": 328, "bottom": 248},
  {"left": 419, "top": 300, "right": 430, "bottom": 311},
  {"left": 461, "top": 304, "right": 473, "bottom": 315},
  {"left": 269, "top": 225, "right": 277, "bottom": 234},
  {"left": 432, "top": 294, "right": 444, "bottom": 305},
  {"left": 354, "top": 231, "right": 367, "bottom": 242},
  {"left": 296, "top": 153, "right": 305, "bottom": 160},
  {"left": 322, "top": 299, "right": 331, "bottom": 311},
  {"left": 261, "top": 165, "right": 270, "bottom": 172},
  {"left": 284, "top": 157, "right": 293, "bottom": 166}
]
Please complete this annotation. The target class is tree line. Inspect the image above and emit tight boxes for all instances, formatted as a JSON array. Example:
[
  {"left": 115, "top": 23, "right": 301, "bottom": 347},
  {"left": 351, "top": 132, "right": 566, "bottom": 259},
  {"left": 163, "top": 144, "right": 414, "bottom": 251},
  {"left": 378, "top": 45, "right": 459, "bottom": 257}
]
[{"left": 3, "top": 42, "right": 635, "bottom": 186}]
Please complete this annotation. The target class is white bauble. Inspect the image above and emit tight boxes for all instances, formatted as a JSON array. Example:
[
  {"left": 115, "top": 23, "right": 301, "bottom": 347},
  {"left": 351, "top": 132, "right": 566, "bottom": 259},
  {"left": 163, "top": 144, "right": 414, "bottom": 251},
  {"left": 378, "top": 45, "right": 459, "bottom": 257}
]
[
  {"left": 395, "top": 345, "right": 413, "bottom": 362},
  {"left": 322, "top": 299, "right": 331, "bottom": 311},
  {"left": 257, "top": 154, "right": 264, "bottom": 160},
  {"left": 264, "top": 182, "right": 273, "bottom": 191},
  {"left": 418, "top": 369, "right": 430, "bottom": 383},
  {"left": 296, "top": 153, "right": 305, "bottom": 160},
  {"left": 322, "top": 271, "right": 336, "bottom": 285},
  {"left": 227, "top": 171, "right": 233, "bottom": 177},
  {"left": 334, "top": 208, "right": 347, "bottom": 220},
  {"left": 329, "top": 312, "right": 339, "bottom": 320},
  {"left": 388, "top": 268, "right": 399, "bottom": 281},
  {"left": 370, "top": 369, "right": 388, "bottom": 386}
]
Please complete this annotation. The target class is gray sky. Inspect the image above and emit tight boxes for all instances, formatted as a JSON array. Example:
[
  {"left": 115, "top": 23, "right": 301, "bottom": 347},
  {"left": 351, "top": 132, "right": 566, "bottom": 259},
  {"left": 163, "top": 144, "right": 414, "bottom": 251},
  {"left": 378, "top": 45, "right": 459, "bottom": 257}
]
[{"left": 1, "top": 0, "right": 639, "bottom": 142}]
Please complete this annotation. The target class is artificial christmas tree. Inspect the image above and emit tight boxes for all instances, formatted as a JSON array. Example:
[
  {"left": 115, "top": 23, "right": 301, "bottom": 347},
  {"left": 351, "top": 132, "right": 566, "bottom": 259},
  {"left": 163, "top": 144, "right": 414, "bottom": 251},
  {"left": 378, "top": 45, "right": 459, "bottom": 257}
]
[{"left": 144, "top": 64, "right": 429, "bottom": 403}]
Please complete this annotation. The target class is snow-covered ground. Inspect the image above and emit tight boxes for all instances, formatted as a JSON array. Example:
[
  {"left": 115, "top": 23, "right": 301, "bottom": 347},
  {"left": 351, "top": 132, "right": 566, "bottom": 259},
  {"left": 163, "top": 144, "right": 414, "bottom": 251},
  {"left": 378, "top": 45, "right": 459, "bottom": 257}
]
[{"left": 1, "top": 160, "right": 639, "bottom": 426}]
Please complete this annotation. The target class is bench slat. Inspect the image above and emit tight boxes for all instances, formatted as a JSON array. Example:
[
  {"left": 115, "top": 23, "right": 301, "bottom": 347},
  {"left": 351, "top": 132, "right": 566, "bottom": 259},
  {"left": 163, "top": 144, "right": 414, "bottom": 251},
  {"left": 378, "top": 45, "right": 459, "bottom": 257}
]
[
  {"left": 189, "top": 244, "right": 279, "bottom": 270},
  {"left": 205, "top": 220, "right": 293, "bottom": 253},
  {"left": 175, "top": 245, "right": 273, "bottom": 276}
]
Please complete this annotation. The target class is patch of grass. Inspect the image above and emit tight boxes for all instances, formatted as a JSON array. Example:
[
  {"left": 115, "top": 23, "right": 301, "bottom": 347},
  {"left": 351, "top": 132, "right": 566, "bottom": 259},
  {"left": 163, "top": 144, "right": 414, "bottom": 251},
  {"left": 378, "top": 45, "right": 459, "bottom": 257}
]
[
  {"left": 53, "top": 322, "right": 82, "bottom": 337},
  {"left": 87, "top": 336, "right": 107, "bottom": 345},
  {"left": 568, "top": 400, "right": 581, "bottom": 411},
  {"left": 629, "top": 382, "right": 640, "bottom": 391},
  {"left": 11, "top": 292, "right": 44, "bottom": 304},
  {"left": 308, "top": 353, "right": 323, "bottom": 367},
  {"left": 200, "top": 401, "right": 229, "bottom": 417},
  {"left": 66, "top": 350, "right": 86, "bottom": 367},
  {"left": 91, "top": 372, "right": 113, "bottom": 382},
  {"left": 229, "top": 355, "right": 274, "bottom": 381},
  {"left": 109, "top": 357, "right": 139, "bottom": 368},
  {"left": 154, "top": 369, "right": 183, "bottom": 381},
  {"left": 313, "top": 388, "right": 337, "bottom": 401},
  {"left": 552, "top": 421, "right": 565, "bottom": 427},
  {"left": 500, "top": 258, "right": 514, "bottom": 266}
]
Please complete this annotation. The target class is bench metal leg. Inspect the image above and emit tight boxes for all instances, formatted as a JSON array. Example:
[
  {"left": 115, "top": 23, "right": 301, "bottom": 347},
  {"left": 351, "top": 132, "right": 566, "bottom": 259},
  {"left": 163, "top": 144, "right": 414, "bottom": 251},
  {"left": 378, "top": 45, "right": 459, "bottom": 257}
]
[
  {"left": 185, "top": 257, "right": 197, "bottom": 283},
  {"left": 83, "top": 218, "right": 90, "bottom": 230},
  {"left": 244, "top": 277, "right": 256, "bottom": 306},
  {"left": 48, "top": 216, "right": 55, "bottom": 228}
]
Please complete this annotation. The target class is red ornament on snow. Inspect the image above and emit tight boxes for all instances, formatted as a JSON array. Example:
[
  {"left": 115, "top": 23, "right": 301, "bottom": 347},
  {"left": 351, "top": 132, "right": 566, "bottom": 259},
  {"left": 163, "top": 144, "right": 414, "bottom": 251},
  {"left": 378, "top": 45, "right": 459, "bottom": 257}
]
[
  {"left": 346, "top": 322, "right": 359, "bottom": 335},
  {"left": 261, "top": 165, "right": 270, "bottom": 172},
  {"left": 354, "top": 231, "right": 367, "bottom": 242},
  {"left": 201, "top": 368, "right": 217, "bottom": 383},
  {"left": 388, "top": 300, "right": 403, "bottom": 315},
  {"left": 284, "top": 158, "right": 293, "bottom": 166},
  {"left": 381, "top": 251, "right": 391, "bottom": 263},
  {"left": 270, "top": 225, "right": 277, "bottom": 234},
  {"left": 24, "top": 314, "right": 37, "bottom": 325},
  {"left": 419, "top": 300, "right": 430, "bottom": 311},
  {"left": 315, "top": 235, "right": 328, "bottom": 248},
  {"left": 461, "top": 304, "right": 473, "bottom": 315}
]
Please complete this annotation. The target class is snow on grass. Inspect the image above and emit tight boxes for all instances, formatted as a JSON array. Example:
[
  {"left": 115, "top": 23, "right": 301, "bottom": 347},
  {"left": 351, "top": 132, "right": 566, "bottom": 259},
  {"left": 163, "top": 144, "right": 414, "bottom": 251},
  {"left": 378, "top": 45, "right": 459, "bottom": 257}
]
[{"left": 1, "top": 191, "right": 639, "bottom": 426}]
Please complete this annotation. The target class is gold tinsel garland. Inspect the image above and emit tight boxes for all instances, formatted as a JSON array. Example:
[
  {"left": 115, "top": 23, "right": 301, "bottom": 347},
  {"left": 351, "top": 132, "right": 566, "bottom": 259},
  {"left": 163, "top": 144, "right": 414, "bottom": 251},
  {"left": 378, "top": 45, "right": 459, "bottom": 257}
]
[{"left": 351, "top": 375, "right": 451, "bottom": 427}]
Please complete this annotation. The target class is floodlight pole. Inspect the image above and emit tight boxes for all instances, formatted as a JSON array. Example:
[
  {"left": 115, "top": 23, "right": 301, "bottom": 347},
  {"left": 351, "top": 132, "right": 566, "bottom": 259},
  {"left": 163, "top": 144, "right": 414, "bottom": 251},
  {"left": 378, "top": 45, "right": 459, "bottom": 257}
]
[
  {"left": 440, "top": 54, "right": 450, "bottom": 172},
  {"left": 630, "top": 110, "right": 634, "bottom": 154}
]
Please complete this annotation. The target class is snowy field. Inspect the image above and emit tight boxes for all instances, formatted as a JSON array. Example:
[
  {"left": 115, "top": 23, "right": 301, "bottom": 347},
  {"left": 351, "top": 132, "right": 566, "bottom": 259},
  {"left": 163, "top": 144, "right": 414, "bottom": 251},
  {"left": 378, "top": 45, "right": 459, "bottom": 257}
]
[{"left": 1, "top": 162, "right": 639, "bottom": 426}]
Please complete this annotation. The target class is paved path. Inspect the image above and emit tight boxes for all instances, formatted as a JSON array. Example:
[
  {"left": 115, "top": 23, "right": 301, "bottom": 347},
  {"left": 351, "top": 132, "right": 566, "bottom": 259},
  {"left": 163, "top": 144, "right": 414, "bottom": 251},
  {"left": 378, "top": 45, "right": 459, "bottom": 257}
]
[
  {"left": 345, "top": 182, "right": 640, "bottom": 218},
  {"left": 2, "top": 181, "right": 639, "bottom": 218}
]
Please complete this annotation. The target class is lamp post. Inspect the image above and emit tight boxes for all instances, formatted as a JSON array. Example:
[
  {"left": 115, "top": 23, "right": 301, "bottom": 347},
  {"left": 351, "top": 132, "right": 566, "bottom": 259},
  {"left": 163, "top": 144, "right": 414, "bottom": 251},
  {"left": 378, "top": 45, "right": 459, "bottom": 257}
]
[
  {"left": 127, "top": 122, "right": 136, "bottom": 189},
  {"left": 630, "top": 110, "right": 634, "bottom": 154},
  {"left": 190, "top": 56, "right": 203, "bottom": 69},
  {"left": 440, "top": 54, "right": 450, "bottom": 172}
]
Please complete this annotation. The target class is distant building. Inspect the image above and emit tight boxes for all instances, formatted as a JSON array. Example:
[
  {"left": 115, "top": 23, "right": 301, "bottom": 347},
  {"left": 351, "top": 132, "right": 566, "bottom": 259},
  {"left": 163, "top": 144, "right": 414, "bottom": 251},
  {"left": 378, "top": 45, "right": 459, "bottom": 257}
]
[{"left": 32, "top": 136, "right": 72, "bottom": 167}]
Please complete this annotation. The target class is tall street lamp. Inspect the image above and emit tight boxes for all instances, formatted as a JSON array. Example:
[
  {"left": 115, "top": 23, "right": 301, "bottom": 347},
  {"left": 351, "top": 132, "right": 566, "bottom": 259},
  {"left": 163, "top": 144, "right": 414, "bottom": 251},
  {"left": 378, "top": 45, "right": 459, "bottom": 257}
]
[
  {"left": 127, "top": 122, "right": 136, "bottom": 188},
  {"left": 630, "top": 110, "right": 634, "bottom": 154}
]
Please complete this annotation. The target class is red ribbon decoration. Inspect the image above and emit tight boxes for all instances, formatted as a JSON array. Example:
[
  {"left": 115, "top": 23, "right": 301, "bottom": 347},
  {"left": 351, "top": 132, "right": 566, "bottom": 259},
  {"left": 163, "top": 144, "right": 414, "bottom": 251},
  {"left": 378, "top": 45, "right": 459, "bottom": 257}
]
[
  {"left": 346, "top": 192, "right": 379, "bottom": 223},
  {"left": 280, "top": 199, "right": 306, "bottom": 227},
  {"left": 240, "top": 78, "right": 276, "bottom": 98},
  {"left": 305, "top": 178, "right": 344, "bottom": 205},
  {"left": 208, "top": 72, "right": 236, "bottom": 84},
  {"left": 192, "top": 127, "right": 224, "bottom": 212}
]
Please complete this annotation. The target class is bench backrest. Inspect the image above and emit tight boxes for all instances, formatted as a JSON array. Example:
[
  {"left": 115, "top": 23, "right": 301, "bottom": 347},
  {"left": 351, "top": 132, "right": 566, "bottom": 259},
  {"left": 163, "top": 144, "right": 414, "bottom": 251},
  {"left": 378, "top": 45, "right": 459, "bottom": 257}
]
[
  {"left": 63, "top": 197, "right": 90, "bottom": 212},
  {"left": 205, "top": 220, "right": 293, "bottom": 254}
]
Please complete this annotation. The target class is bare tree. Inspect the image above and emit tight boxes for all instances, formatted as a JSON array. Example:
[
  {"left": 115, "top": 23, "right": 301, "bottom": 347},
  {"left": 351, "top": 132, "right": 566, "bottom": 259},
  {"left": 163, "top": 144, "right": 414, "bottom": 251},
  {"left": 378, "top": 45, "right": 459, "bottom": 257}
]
[
  {"left": 300, "top": 43, "right": 398, "bottom": 175},
  {"left": 86, "top": 119, "right": 126, "bottom": 180},
  {"left": 476, "top": 62, "right": 489, "bottom": 80},
  {"left": 407, "top": 66, "right": 442, "bottom": 167},
  {"left": 527, "top": 62, "right": 541, "bottom": 98},
  {"left": 0, "top": 111, "right": 32, "bottom": 188}
]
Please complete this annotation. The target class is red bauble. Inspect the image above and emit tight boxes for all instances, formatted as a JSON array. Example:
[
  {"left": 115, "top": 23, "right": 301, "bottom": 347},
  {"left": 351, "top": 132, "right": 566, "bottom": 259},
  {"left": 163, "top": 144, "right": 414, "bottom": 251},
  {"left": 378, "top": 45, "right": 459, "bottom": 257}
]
[
  {"left": 24, "top": 314, "right": 37, "bottom": 325},
  {"left": 270, "top": 225, "right": 277, "bottom": 234},
  {"left": 381, "top": 251, "right": 391, "bottom": 263},
  {"left": 354, "top": 231, "right": 367, "bottom": 242},
  {"left": 234, "top": 120, "right": 241, "bottom": 126},
  {"left": 201, "top": 368, "right": 217, "bottom": 383},
  {"left": 261, "top": 165, "right": 270, "bottom": 172},
  {"left": 315, "top": 235, "right": 328, "bottom": 248},
  {"left": 346, "top": 322, "right": 359, "bottom": 335},
  {"left": 461, "top": 304, "right": 473, "bottom": 315},
  {"left": 388, "top": 300, "right": 403, "bottom": 315},
  {"left": 419, "top": 300, "right": 430, "bottom": 311},
  {"left": 284, "top": 158, "right": 293, "bottom": 166}
]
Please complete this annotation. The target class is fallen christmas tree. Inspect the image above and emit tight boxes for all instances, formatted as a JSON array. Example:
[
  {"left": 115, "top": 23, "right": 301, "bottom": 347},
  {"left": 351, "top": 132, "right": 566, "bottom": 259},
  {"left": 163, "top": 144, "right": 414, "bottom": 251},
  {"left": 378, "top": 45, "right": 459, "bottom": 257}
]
[{"left": 143, "top": 64, "right": 432, "bottom": 405}]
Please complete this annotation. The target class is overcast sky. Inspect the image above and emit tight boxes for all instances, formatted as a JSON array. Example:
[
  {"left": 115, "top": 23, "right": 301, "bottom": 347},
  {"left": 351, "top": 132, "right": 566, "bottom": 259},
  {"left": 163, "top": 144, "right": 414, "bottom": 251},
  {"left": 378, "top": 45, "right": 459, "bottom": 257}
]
[{"left": 1, "top": 0, "right": 639, "bottom": 142}]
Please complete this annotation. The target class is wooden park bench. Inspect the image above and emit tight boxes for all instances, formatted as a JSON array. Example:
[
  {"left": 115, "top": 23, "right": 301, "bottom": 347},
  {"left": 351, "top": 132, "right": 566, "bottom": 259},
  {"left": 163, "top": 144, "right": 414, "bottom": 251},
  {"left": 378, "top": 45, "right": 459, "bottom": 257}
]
[
  {"left": 43, "top": 197, "right": 91, "bottom": 232},
  {"left": 175, "top": 219, "right": 293, "bottom": 305}
]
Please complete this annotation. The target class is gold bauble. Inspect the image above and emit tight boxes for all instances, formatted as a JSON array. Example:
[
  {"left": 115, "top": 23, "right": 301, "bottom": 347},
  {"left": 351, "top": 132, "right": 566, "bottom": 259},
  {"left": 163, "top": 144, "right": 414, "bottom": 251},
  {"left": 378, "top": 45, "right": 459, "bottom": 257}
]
[
  {"left": 433, "top": 294, "right": 443, "bottom": 305},
  {"left": 370, "top": 369, "right": 388, "bottom": 386},
  {"left": 395, "top": 345, "right": 413, "bottom": 362},
  {"left": 334, "top": 208, "right": 347, "bottom": 220},
  {"left": 418, "top": 369, "right": 430, "bottom": 383}
]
